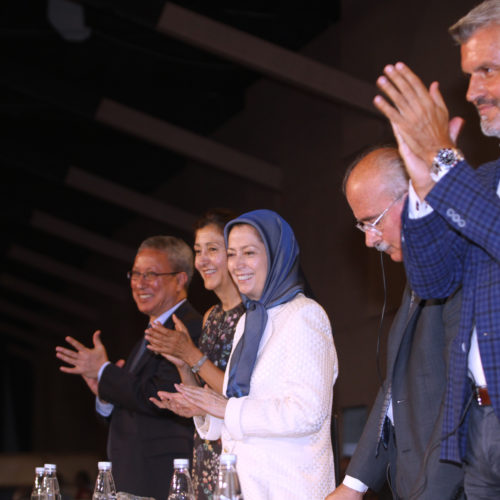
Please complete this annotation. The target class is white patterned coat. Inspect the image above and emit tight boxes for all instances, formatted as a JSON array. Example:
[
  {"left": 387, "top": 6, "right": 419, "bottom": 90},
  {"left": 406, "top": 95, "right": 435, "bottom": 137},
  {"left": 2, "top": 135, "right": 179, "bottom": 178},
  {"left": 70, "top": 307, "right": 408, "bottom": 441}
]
[{"left": 195, "top": 293, "right": 338, "bottom": 499}]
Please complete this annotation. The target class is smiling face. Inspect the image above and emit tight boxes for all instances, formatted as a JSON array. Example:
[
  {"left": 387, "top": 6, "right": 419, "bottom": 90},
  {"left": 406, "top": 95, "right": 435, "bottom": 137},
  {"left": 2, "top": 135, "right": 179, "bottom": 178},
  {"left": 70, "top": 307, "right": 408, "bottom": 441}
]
[
  {"left": 194, "top": 224, "right": 234, "bottom": 294},
  {"left": 227, "top": 224, "right": 268, "bottom": 301},
  {"left": 462, "top": 23, "right": 500, "bottom": 138},
  {"left": 130, "top": 248, "right": 186, "bottom": 321}
]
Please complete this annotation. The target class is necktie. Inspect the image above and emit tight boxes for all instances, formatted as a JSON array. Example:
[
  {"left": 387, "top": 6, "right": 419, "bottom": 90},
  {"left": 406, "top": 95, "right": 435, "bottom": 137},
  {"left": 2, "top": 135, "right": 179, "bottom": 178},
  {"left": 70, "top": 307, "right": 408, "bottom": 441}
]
[
  {"left": 127, "top": 324, "right": 151, "bottom": 372},
  {"left": 377, "top": 290, "right": 417, "bottom": 451}
]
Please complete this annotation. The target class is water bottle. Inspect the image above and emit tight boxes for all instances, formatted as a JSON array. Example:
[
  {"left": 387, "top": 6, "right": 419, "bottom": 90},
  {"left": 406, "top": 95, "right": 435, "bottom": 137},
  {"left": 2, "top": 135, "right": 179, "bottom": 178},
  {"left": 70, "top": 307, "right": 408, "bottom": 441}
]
[
  {"left": 42, "top": 464, "right": 61, "bottom": 500},
  {"left": 167, "top": 458, "right": 194, "bottom": 500},
  {"left": 31, "top": 467, "right": 46, "bottom": 500},
  {"left": 214, "top": 454, "right": 243, "bottom": 500},
  {"left": 93, "top": 462, "right": 117, "bottom": 500}
]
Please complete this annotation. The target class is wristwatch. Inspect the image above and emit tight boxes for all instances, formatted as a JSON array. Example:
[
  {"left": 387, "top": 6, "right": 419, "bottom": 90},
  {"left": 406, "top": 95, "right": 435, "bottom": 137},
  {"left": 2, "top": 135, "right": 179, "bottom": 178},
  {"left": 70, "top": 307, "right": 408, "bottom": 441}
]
[{"left": 430, "top": 147, "right": 464, "bottom": 182}]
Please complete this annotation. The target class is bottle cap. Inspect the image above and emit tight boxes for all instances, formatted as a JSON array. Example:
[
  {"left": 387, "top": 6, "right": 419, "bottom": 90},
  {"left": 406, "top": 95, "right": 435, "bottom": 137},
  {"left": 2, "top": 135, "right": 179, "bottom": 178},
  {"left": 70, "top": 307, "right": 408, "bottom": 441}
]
[
  {"left": 173, "top": 458, "right": 189, "bottom": 468},
  {"left": 35, "top": 467, "right": 45, "bottom": 474},
  {"left": 97, "top": 462, "right": 112, "bottom": 470},
  {"left": 44, "top": 464, "right": 57, "bottom": 472},
  {"left": 219, "top": 454, "right": 237, "bottom": 465}
]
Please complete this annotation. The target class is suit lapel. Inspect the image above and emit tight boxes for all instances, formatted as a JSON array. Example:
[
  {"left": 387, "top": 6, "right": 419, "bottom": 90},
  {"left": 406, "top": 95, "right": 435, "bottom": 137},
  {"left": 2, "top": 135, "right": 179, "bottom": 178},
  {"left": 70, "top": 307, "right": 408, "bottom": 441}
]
[
  {"left": 385, "top": 284, "right": 419, "bottom": 374},
  {"left": 132, "top": 301, "right": 189, "bottom": 374},
  {"left": 129, "top": 334, "right": 151, "bottom": 374},
  {"left": 387, "top": 287, "right": 424, "bottom": 390},
  {"left": 377, "top": 284, "right": 424, "bottom": 445}
]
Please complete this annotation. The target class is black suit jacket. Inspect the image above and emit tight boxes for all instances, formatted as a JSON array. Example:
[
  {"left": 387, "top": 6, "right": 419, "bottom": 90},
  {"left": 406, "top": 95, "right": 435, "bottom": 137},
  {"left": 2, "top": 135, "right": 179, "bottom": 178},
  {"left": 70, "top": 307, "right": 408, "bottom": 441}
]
[{"left": 98, "top": 300, "right": 202, "bottom": 499}]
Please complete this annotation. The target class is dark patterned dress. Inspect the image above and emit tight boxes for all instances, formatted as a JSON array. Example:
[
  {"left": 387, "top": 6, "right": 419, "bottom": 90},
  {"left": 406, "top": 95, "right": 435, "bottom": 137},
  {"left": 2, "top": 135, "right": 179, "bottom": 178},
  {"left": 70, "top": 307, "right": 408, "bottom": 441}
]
[{"left": 192, "top": 302, "right": 245, "bottom": 500}]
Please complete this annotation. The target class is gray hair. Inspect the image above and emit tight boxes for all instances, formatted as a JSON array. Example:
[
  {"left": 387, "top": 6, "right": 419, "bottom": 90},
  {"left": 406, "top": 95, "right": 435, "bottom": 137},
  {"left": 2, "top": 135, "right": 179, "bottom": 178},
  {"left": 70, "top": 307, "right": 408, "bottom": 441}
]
[
  {"left": 343, "top": 146, "right": 409, "bottom": 199},
  {"left": 449, "top": 0, "right": 500, "bottom": 44},
  {"left": 137, "top": 235, "right": 194, "bottom": 287}
]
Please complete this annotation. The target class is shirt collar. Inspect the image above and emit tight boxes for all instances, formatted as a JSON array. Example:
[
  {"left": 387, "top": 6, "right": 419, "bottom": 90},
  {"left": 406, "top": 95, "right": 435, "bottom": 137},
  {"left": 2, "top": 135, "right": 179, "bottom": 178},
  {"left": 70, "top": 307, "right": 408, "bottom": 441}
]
[{"left": 152, "top": 298, "right": 186, "bottom": 326}]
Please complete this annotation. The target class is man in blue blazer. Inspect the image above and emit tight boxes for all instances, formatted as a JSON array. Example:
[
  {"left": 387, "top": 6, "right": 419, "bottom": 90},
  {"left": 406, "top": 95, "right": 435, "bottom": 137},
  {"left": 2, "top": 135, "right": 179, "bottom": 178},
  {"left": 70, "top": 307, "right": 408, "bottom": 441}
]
[
  {"left": 326, "top": 147, "right": 463, "bottom": 499},
  {"left": 373, "top": 1, "right": 500, "bottom": 496},
  {"left": 57, "top": 235, "right": 202, "bottom": 499}
]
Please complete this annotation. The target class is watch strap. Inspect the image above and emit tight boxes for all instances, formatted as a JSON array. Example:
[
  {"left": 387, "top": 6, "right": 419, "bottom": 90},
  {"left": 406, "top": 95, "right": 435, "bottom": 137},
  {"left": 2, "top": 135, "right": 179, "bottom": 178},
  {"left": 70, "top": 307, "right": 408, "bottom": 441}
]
[{"left": 191, "top": 354, "right": 208, "bottom": 374}]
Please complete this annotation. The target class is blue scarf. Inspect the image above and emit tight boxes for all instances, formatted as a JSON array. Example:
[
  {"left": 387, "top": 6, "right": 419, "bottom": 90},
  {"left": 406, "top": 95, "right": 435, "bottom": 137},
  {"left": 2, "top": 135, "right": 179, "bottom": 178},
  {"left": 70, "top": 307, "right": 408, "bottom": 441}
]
[{"left": 224, "top": 209, "right": 304, "bottom": 398}]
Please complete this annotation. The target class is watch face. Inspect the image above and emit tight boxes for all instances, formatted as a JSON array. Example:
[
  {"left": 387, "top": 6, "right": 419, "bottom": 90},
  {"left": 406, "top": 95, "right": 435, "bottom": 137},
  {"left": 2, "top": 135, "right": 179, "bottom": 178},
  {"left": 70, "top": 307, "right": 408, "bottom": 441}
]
[
  {"left": 436, "top": 148, "right": 463, "bottom": 168},
  {"left": 438, "top": 149, "right": 456, "bottom": 167},
  {"left": 431, "top": 148, "right": 464, "bottom": 182}
]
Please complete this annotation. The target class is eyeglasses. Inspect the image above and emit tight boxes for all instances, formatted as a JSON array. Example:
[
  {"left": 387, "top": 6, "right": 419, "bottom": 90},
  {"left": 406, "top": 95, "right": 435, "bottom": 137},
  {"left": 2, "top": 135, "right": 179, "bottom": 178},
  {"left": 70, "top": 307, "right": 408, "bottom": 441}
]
[
  {"left": 127, "top": 270, "right": 180, "bottom": 282},
  {"left": 355, "top": 191, "right": 407, "bottom": 237}
]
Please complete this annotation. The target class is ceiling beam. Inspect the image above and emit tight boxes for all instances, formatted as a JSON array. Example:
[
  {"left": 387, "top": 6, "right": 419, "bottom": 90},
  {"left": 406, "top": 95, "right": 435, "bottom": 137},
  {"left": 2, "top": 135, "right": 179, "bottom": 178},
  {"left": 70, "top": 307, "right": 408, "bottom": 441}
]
[
  {"left": 95, "top": 98, "right": 283, "bottom": 190},
  {"left": 0, "top": 273, "right": 99, "bottom": 321},
  {"left": 30, "top": 210, "right": 136, "bottom": 264},
  {"left": 157, "top": 3, "right": 377, "bottom": 115},
  {"left": 65, "top": 166, "right": 197, "bottom": 232},
  {"left": 0, "top": 321, "right": 45, "bottom": 347},
  {"left": 7, "top": 245, "right": 128, "bottom": 301},
  {"left": 0, "top": 298, "right": 74, "bottom": 338}
]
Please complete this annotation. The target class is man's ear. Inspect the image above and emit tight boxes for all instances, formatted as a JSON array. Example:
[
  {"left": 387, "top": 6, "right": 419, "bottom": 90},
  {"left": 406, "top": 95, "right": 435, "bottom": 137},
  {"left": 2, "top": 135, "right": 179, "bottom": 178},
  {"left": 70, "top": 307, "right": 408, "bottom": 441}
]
[{"left": 176, "top": 271, "right": 189, "bottom": 291}]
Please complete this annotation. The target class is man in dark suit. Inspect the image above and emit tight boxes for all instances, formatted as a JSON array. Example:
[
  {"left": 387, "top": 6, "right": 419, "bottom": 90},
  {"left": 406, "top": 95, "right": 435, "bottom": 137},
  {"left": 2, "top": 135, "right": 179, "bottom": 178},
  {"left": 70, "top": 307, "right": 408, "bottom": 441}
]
[
  {"left": 326, "top": 148, "right": 463, "bottom": 499},
  {"left": 56, "top": 235, "right": 202, "bottom": 499}
]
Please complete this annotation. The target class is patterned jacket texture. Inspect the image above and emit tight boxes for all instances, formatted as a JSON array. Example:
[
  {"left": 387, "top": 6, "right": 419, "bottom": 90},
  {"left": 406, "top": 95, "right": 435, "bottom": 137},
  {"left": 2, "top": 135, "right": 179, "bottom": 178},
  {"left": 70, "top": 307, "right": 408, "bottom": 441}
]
[{"left": 402, "top": 159, "right": 500, "bottom": 463}]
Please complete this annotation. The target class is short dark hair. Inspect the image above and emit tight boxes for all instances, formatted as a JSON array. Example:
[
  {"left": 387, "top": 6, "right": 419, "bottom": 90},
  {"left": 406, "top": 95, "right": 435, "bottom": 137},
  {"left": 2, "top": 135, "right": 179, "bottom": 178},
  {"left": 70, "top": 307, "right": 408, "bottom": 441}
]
[
  {"left": 194, "top": 208, "right": 238, "bottom": 234},
  {"left": 137, "top": 236, "right": 194, "bottom": 286}
]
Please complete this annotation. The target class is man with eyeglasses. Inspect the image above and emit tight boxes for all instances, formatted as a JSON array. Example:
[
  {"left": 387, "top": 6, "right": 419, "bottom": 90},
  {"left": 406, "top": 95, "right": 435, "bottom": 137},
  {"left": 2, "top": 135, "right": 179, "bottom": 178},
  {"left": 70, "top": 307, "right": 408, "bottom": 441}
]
[
  {"left": 373, "top": 2, "right": 500, "bottom": 496},
  {"left": 56, "top": 235, "right": 202, "bottom": 499},
  {"left": 326, "top": 147, "right": 463, "bottom": 499}
]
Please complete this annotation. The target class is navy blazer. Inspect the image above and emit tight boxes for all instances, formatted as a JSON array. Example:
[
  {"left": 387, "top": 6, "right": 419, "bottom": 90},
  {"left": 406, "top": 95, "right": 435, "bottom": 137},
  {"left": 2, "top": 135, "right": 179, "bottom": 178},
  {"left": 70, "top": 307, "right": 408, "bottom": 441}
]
[
  {"left": 402, "top": 159, "right": 500, "bottom": 463},
  {"left": 98, "top": 300, "right": 202, "bottom": 499}
]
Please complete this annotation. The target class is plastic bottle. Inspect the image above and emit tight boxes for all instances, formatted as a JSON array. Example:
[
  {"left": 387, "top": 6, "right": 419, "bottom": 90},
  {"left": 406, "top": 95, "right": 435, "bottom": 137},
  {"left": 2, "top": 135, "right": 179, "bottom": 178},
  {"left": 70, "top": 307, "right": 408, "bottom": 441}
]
[
  {"left": 42, "top": 464, "right": 61, "bottom": 500},
  {"left": 214, "top": 454, "right": 243, "bottom": 500},
  {"left": 31, "top": 467, "right": 46, "bottom": 500},
  {"left": 92, "top": 462, "right": 117, "bottom": 500},
  {"left": 167, "top": 458, "right": 194, "bottom": 500}
]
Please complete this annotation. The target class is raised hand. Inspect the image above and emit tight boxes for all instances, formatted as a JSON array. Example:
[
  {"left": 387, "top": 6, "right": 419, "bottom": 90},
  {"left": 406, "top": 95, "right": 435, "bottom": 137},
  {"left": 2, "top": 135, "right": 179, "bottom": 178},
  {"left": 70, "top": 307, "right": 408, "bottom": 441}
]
[
  {"left": 145, "top": 314, "right": 199, "bottom": 365},
  {"left": 374, "top": 62, "right": 454, "bottom": 162},
  {"left": 56, "top": 330, "right": 109, "bottom": 379},
  {"left": 373, "top": 62, "right": 465, "bottom": 199}
]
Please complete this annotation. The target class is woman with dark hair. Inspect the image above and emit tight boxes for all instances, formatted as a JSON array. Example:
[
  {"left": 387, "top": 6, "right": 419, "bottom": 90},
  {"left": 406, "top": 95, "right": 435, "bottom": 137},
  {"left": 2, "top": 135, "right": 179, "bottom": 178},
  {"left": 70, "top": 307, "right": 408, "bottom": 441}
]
[
  {"left": 145, "top": 209, "right": 244, "bottom": 499},
  {"left": 176, "top": 209, "right": 338, "bottom": 499}
]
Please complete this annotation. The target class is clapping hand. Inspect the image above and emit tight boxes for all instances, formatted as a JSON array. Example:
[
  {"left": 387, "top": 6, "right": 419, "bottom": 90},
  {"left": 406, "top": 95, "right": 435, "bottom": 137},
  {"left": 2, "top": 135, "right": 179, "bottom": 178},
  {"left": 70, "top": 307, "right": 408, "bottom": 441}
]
[
  {"left": 150, "top": 390, "right": 206, "bottom": 417},
  {"left": 145, "top": 314, "right": 196, "bottom": 363},
  {"left": 56, "top": 330, "right": 109, "bottom": 379},
  {"left": 373, "top": 62, "right": 464, "bottom": 199},
  {"left": 175, "top": 383, "right": 228, "bottom": 419}
]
